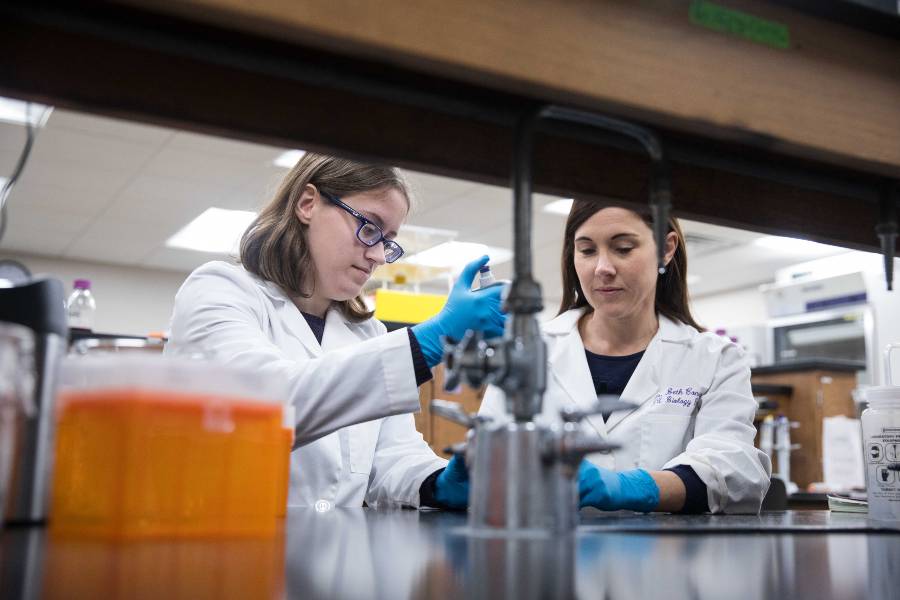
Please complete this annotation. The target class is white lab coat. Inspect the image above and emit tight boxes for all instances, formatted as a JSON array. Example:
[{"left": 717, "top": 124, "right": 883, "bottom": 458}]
[
  {"left": 480, "top": 308, "right": 772, "bottom": 513},
  {"left": 165, "top": 261, "right": 446, "bottom": 508}
]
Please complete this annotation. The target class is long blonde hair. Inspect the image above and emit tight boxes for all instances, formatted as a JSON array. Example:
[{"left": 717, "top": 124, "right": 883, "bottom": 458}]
[{"left": 240, "top": 153, "right": 410, "bottom": 322}]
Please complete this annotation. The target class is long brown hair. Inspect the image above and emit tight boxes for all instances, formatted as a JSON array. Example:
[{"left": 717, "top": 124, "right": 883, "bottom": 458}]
[
  {"left": 240, "top": 153, "right": 410, "bottom": 322},
  {"left": 558, "top": 199, "right": 703, "bottom": 331}
]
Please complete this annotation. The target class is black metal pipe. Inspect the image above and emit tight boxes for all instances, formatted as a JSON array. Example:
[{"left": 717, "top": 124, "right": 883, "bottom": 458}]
[
  {"left": 514, "top": 106, "right": 672, "bottom": 274},
  {"left": 876, "top": 181, "right": 899, "bottom": 291}
]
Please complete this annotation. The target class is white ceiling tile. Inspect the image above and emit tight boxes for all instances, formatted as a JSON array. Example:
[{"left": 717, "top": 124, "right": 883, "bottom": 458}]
[
  {"left": 471, "top": 211, "right": 565, "bottom": 250},
  {"left": 0, "top": 233, "right": 71, "bottom": 256},
  {"left": 4, "top": 204, "right": 92, "bottom": 236},
  {"left": 17, "top": 157, "right": 131, "bottom": 200},
  {"left": 400, "top": 169, "right": 482, "bottom": 212},
  {"left": 9, "top": 180, "right": 113, "bottom": 215},
  {"left": 103, "top": 174, "right": 229, "bottom": 228},
  {"left": 167, "top": 131, "right": 284, "bottom": 161},
  {"left": 220, "top": 166, "right": 287, "bottom": 211},
  {"left": 46, "top": 109, "right": 173, "bottom": 145},
  {"left": 0, "top": 122, "right": 31, "bottom": 173},
  {"left": 101, "top": 203, "right": 206, "bottom": 236},
  {"left": 141, "top": 148, "right": 264, "bottom": 189},
  {"left": 680, "top": 218, "right": 763, "bottom": 246},
  {"left": 407, "top": 183, "right": 511, "bottom": 233},
  {"left": 64, "top": 218, "right": 169, "bottom": 264},
  {"left": 27, "top": 127, "right": 161, "bottom": 173}
]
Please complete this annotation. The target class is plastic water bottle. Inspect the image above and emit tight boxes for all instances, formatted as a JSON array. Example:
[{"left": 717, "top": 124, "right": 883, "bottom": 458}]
[{"left": 67, "top": 279, "right": 96, "bottom": 331}]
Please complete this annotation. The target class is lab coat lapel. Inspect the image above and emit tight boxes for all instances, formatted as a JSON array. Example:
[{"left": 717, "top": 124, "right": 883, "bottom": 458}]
[
  {"left": 321, "top": 308, "right": 361, "bottom": 352},
  {"left": 546, "top": 309, "right": 609, "bottom": 437},
  {"left": 603, "top": 336, "right": 660, "bottom": 432},
  {"left": 257, "top": 278, "right": 324, "bottom": 357},
  {"left": 604, "top": 316, "right": 691, "bottom": 432}
]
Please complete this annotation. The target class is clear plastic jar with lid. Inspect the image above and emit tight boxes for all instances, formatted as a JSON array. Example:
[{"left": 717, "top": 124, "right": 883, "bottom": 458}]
[{"left": 860, "top": 343, "right": 900, "bottom": 523}]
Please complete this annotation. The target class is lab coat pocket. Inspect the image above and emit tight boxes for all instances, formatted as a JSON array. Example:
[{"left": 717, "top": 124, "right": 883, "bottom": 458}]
[
  {"left": 639, "top": 414, "right": 694, "bottom": 470},
  {"left": 347, "top": 421, "right": 379, "bottom": 474}
]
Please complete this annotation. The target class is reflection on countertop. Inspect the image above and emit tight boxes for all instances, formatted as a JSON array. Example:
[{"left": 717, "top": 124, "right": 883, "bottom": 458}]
[
  {"left": 2, "top": 509, "right": 899, "bottom": 600},
  {"left": 281, "top": 508, "right": 898, "bottom": 600}
]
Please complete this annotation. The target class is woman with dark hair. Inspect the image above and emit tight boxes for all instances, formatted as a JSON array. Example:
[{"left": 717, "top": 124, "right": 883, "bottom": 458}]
[
  {"left": 166, "top": 153, "right": 503, "bottom": 510},
  {"left": 480, "top": 200, "right": 771, "bottom": 514}
]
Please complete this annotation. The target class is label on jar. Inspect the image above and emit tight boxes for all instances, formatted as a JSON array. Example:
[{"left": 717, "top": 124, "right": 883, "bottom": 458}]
[{"left": 864, "top": 427, "right": 900, "bottom": 517}]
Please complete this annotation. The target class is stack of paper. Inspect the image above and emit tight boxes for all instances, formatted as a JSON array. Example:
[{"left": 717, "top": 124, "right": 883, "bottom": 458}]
[{"left": 827, "top": 493, "right": 868, "bottom": 513}]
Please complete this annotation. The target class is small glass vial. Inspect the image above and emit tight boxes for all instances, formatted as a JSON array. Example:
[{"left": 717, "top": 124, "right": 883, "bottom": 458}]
[
  {"left": 67, "top": 279, "right": 96, "bottom": 332},
  {"left": 477, "top": 265, "right": 498, "bottom": 289}
]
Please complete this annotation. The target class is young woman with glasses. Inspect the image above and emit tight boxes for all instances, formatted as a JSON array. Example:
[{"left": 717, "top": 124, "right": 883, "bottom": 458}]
[{"left": 166, "top": 153, "right": 502, "bottom": 510}]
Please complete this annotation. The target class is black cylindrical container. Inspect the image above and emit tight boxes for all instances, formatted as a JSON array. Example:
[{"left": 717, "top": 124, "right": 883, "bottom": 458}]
[{"left": 0, "top": 276, "right": 67, "bottom": 523}]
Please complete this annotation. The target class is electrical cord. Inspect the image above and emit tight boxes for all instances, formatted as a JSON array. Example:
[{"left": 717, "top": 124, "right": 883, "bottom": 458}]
[{"left": 0, "top": 102, "right": 49, "bottom": 245}]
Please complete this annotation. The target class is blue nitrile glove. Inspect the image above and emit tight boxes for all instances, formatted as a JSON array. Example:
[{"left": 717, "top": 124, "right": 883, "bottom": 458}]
[
  {"left": 433, "top": 454, "right": 470, "bottom": 510},
  {"left": 578, "top": 460, "right": 660, "bottom": 513},
  {"left": 412, "top": 255, "right": 507, "bottom": 367}
]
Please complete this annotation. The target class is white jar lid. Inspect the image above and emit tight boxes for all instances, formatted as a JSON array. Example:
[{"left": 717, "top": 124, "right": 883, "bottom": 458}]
[{"left": 864, "top": 385, "right": 900, "bottom": 403}]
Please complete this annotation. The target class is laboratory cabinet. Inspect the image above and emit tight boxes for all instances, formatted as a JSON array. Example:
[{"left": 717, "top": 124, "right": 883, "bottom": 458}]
[{"left": 752, "top": 361, "right": 862, "bottom": 489}]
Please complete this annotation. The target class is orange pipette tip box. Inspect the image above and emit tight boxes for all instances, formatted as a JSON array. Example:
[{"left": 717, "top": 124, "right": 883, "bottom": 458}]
[{"left": 51, "top": 362, "right": 289, "bottom": 540}]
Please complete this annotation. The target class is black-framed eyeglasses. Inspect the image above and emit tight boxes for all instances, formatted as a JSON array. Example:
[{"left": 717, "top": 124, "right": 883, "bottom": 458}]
[{"left": 320, "top": 191, "right": 404, "bottom": 263}]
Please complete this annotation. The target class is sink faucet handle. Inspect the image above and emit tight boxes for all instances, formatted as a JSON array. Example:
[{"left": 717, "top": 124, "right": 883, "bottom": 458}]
[
  {"left": 430, "top": 399, "right": 473, "bottom": 427},
  {"left": 430, "top": 398, "right": 493, "bottom": 430},
  {"left": 545, "top": 430, "right": 621, "bottom": 466},
  {"left": 559, "top": 394, "right": 638, "bottom": 422},
  {"left": 442, "top": 329, "right": 506, "bottom": 391},
  {"left": 443, "top": 442, "right": 468, "bottom": 457},
  {"left": 442, "top": 330, "right": 483, "bottom": 390}
]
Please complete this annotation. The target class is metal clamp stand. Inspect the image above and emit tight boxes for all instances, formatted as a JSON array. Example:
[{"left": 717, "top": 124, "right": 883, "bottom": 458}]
[{"left": 434, "top": 104, "right": 671, "bottom": 534}]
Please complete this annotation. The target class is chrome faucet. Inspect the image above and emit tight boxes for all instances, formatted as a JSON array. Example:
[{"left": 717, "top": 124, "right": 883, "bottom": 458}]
[{"left": 435, "top": 105, "right": 671, "bottom": 533}]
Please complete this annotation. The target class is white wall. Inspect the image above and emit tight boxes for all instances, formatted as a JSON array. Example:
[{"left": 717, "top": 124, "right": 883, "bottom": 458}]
[
  {"left": 690, "top": 285, "right": 768, "bottom": 331},
  {"left": 3, "top": 251, "right": 191, "bottom": 336},
  {"left": 862, "top": 266, "right": 900, "bottom": 386}
]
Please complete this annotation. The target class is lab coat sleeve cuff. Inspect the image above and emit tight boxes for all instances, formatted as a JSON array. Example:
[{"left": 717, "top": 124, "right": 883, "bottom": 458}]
[
  {"left": 418, "top": 468, "right": 445, "bottom": 509},
  {"left": 665, "top": 465, "right": 710, "bottom": 514},
  {"left": 663, "top": 454, "right": 726, "bottom": 513},
  {"left": 407, "top": 328, "right": 434, "bottom": 387}
]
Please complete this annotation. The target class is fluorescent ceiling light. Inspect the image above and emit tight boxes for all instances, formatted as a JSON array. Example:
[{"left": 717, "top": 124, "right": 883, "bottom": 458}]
[
  {"left": 543, "top": 199, "right": 574, "bottom": 216},
  {"left": 166, "top": 207, "right": 257, "bottom": 254},
  {"left": 405, "top": 241, "right": 512, "bottom": 272},
  {"left": 274, "top": 149, "right": 306, "bottom": 168},
  {"left": 0, "top": 97, "right": 52, "bottom": 127},
  {"left": 753, "top": 235, "right": 837, "bottom": 254}
]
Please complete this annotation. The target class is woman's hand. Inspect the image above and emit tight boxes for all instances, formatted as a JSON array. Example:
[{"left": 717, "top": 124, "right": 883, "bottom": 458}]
[
  {"left": 578, "top": 460, "right": 661, "bottom": 513},
  {"left": 433, "top": 454, "right": 470, "bottom": 510},
  {"left": 412, "top": 255, "right": 507, "bottom": 367}
]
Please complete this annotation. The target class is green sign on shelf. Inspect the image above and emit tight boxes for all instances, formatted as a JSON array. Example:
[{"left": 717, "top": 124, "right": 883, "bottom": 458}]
[{"left": 689, "top": 0, "right": 791, "bottom": 50}]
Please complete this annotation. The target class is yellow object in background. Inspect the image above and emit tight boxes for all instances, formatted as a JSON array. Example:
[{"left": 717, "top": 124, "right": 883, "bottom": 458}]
[{"left": 373, "top": 289, "right": 447, "bottom": 324}]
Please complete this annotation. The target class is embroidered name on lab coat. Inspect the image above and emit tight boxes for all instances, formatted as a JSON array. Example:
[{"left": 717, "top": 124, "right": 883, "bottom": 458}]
[{"left": 654, "top": 386, "right": 701, "bottom": 409}]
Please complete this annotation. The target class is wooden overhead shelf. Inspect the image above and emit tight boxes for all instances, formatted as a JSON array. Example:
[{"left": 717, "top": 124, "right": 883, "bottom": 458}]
[{"left": 1, "top": 1, "right": 897, "bottom": 252}]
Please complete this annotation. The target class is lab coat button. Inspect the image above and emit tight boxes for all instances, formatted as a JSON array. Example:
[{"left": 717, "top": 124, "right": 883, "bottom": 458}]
[{"left": 314, "top": 499, "right": 333, "bottom": 512}]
